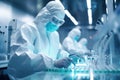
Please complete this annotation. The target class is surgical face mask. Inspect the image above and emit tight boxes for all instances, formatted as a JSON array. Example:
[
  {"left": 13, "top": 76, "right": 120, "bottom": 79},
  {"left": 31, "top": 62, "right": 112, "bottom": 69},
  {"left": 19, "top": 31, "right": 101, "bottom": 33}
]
[
  {"left": 46, "top": 16, "right": 65, "bottom": 32},
  {"left": 46, "top": 22, "right": 59, "bottom": 32}
]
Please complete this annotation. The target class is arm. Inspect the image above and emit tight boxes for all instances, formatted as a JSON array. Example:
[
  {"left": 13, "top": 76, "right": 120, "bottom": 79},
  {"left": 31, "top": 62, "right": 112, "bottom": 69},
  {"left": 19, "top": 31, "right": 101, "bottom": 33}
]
[
  {"left": 11, "top": 24, "right": 36, "bottom": 56},
  {"left": 8, "top": 24, "right": 54, "bottom": 78}
]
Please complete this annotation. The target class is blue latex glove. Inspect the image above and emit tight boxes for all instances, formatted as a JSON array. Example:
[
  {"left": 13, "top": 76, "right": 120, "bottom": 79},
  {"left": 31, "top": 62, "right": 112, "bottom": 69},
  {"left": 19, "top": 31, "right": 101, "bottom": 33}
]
[{"left": 54, "top": 57, "right": 72, "bottom": 68}]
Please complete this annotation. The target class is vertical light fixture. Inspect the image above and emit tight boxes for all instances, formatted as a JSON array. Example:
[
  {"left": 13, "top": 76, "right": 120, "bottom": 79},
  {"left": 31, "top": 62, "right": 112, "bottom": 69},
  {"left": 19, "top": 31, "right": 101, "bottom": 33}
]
[
  {"left": 55, "top": 0, "right": 79, "bottom": 25},
  {"left": 105, "top": 0, "right": 108, "bottom": 14},
  {"left": 86, "top": 0, "right": 93, "bottom": 25},
  {"left": 64, "top": 10, "right": 79, "bottom": 25},
  {"left": 105, "top": 0, "right": 114, "bottom": 15},
  {"left": 114, "top": 0, "right": 117, "bottom": 8}
]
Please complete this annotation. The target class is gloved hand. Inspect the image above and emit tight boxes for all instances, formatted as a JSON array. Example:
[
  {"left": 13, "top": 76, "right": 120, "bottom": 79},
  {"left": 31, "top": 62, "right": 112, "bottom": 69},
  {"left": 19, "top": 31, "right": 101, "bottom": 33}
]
[
  {"left": 69, "top": 54, "right": 82, "bottom": 65},
  {"left": 54, "top": 57, "right": 72, "bottom": 68}
]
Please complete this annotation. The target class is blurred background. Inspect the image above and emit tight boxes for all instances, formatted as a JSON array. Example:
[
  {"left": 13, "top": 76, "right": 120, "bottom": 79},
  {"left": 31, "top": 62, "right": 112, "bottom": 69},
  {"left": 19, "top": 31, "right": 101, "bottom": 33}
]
[{"left": 0, "top": 0, "right": 120, "bottom": 50}]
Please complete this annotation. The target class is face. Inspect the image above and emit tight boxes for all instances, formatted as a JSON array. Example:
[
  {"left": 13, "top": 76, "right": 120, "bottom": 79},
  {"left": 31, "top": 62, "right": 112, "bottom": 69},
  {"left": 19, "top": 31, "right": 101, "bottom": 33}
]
[
  {"left": 51, "top": 16, "right": 65, "bottom": 27},
  {"left": 74, "top": 35, "right": 80, "bottom": 42},
  {"left": 71, "top": 29, "right": 81, "bottom": 42},
  {"left": 46, "top": 16, "right": 65, "bottom": 32}
]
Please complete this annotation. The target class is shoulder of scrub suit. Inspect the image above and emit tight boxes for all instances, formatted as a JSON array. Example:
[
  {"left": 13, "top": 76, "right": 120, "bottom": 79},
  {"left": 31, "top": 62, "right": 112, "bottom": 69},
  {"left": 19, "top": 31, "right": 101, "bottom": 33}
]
[{"left": 20, "top": 23, "right": 38, "bottom": 34}]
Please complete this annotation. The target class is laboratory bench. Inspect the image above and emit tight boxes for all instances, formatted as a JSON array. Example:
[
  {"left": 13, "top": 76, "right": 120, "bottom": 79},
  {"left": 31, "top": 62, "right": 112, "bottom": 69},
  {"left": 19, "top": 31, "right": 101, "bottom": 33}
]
[
  {"left": 0, "top": 60, "right": 120, "bottom": 80},
  {"left": 9, "top": 66, "right": 120, "bottom": 80}
]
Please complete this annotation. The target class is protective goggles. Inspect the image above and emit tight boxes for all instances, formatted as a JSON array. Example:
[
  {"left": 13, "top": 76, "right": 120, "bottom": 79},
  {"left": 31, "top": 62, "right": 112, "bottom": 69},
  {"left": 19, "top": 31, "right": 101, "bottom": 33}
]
[{"left": 51, "top": 16, "right": 65, "bottom": 26}]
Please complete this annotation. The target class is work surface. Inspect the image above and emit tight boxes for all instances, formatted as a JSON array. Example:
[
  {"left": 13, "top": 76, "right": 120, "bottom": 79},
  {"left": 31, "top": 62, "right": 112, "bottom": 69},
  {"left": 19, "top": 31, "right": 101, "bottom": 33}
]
[
  {"left": 16, "top": 66, "right": 120, "bottom": 80},
  {"left": 0, "top": 60, "right": 120, "bottom": 80}
]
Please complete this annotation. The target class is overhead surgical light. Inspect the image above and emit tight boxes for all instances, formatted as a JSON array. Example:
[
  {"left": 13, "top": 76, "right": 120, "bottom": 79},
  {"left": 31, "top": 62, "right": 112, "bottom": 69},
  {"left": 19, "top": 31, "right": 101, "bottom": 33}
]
[{"left": 55, "top": 0, "right": 79, "bottom": 25}]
